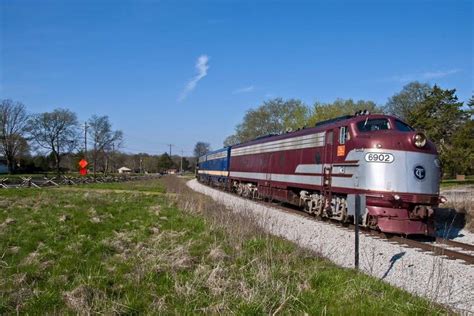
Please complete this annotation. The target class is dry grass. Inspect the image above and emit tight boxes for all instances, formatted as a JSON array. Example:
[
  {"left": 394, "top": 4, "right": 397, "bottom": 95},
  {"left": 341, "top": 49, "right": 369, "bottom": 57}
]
[
  {"left": 438, "top": 190, "right": 474, "bottom": 233},
  {"left": 0, "top": 177, "right": 448, "bottom": 314},
  {"left": 160, "top": 176, "right": 447, "bottom": 314}
]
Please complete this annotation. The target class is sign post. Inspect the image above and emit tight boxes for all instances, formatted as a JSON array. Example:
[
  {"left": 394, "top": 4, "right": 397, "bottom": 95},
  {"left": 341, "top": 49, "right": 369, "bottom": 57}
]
[{"left": 354, "top": 194, "right": 361, "bottom": 270}]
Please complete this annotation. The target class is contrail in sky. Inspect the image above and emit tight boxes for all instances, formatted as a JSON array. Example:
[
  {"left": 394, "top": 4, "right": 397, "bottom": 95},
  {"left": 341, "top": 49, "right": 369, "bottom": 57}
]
[{"left": 178, "top": 55, "right": 209, "bottom": 102}]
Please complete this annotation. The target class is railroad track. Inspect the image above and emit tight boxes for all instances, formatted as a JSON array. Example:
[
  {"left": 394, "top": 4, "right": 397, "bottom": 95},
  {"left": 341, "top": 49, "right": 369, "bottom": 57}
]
[
  {"left": 217, "top": 187, "right": 474, "bottom": 265},
  {"left": 381, "top": 235, "right": 474, "bottom": 265}
]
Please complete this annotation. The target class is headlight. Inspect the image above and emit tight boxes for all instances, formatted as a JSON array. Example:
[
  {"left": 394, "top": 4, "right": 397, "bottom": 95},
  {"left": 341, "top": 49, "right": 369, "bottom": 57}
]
[{"left": 413, "top": 133, "right": 427, "bottom": 148}]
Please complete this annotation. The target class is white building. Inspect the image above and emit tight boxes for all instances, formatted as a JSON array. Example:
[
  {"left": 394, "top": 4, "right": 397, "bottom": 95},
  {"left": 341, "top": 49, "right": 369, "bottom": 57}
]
[{"left": 118, "top": 167, "right": 132, "bottom": 174}]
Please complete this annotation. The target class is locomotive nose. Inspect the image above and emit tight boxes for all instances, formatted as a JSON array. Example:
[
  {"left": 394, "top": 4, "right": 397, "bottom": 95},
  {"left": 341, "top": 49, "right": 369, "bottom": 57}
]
[{"left": 366, "top": 131, "right": 436, "bottom": 154}]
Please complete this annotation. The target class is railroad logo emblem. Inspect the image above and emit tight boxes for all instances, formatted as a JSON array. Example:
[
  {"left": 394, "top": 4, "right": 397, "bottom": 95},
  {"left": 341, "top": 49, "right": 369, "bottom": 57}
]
[{"left": 414, "top": 165, "right": 425, "bottom": 180}]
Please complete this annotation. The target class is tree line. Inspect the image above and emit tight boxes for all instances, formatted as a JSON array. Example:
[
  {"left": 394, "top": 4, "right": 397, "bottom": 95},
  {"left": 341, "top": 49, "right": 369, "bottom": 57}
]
[
  {"left": 0, "top": 102, "right": 123, "bottom": 174},
  {"left": 0, "top": 101, "right": 193, "bottom": 175},
  {"left": 218, "top": 82, "right": 472, "bottom": 177}
]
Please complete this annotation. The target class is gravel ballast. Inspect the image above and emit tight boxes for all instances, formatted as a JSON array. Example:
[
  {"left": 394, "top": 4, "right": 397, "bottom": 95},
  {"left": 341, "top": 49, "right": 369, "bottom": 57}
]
[{"left": 188, "top": 179, "right": 474, "bottom": 313}]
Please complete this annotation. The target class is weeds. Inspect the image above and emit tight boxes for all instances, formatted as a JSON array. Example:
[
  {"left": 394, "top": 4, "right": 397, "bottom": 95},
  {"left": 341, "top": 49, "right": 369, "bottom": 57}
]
[
  {"left": 437, "top": 190, "right": 474, "bottom": 233},
  {"left": 0, "top": 177, "right": 448, "bottom": 314}
]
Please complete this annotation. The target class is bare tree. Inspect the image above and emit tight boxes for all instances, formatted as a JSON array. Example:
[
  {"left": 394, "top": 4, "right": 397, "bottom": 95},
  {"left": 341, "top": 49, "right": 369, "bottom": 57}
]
[
  {"left": 28, "top": 109, "right": 79, "bottom": 175},
  {"left": 87, "top": 115, "right": 123, "bottom": 175},
  {"left": 193, "top": 141, "right": 211, "bottom": 158},
  {"left": 0, "top": 100, "right": 29, "bottom": 173}
]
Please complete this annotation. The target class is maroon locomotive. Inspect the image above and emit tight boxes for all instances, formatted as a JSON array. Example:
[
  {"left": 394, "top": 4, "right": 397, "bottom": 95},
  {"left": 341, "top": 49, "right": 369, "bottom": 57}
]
[{"left": 226, "top": 112, "right": 442, "bottom": 235}]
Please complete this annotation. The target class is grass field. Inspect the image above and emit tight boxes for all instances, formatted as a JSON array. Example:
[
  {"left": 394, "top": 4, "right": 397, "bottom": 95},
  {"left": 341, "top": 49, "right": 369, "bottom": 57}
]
[
  {"left": 441, "top": 179, "right": 474, "bottom": 188},
  {"left": 0, "top": 177, "right": 447, "bottom": 314}
]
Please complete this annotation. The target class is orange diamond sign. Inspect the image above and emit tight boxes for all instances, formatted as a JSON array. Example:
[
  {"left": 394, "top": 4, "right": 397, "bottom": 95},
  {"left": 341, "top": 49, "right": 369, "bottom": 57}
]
[{"left": 78, "top": 159, "right": 88, "bottom": 169}]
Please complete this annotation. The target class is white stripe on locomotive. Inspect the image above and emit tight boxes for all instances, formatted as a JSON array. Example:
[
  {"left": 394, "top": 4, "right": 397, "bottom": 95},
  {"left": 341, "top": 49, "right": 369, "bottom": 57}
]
[
  {"left": 198, "top": 170, "right": 229, "bottom": 176},
  {"left": 232, "top": 132, "right": 325, "bottom": 157}
]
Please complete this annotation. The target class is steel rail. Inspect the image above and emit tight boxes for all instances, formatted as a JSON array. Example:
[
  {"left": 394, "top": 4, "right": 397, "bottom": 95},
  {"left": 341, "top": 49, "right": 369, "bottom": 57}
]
[
  {"left": 435, "top": 237, "right": 474, "bottom": 252},
  {"left": 387, "top": 236, "right": 474, "bottom": 265}
]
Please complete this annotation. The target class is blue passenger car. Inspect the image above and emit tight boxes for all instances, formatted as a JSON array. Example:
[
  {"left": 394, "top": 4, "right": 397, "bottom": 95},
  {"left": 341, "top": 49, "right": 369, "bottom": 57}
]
[{"left": 197, "top": 147, "right": 230, "bottom": 186}]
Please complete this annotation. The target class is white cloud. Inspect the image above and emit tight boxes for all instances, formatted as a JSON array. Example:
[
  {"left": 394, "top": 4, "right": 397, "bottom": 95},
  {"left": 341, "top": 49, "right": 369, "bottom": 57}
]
[
  {"left": 178, "top": 55, "right": 210, "bottom": 102},
  {"left": 389, "top": 69, "right": 460, "bottom": 83},
  {"left": 232, "top": 85, "right": 254, "bottom": 94},
  {"left": 421, "top": 69, "right": 460, "bottom": 80}
]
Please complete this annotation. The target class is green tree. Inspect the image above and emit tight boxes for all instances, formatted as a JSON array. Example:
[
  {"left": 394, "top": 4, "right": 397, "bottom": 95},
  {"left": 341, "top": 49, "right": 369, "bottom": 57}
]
[
  {"left": 227, "top": 98, "right": 310, "bottom": 144},
  {"left": 385, "top": 82, "right": 432, "bottom": 122},
  {"left": 181, "top": 157, "right": 190, "bottom": 171},
  {"left": 157, "top": 152, "right": 175, "bottom": 172},
  {"left": 410, "top": 86, "right": 469, "bottom": 176},
  {"left": 307, "top": 99, "right": 380, "bottom": 126},
  {"left": 442, "top": 95, "right": 474, "bottom": 176}
]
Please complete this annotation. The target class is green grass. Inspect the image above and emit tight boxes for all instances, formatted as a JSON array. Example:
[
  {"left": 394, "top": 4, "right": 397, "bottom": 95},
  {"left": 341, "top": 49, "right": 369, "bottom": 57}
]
[
  {"left": 75, "top": 178, "right": 166, "bottom": 193},
  {"left": 440, "top": 178, "right": 474, "bottom": 188},
  {"left": 0, "top": 179, "right": 448, "bottom": 314}
]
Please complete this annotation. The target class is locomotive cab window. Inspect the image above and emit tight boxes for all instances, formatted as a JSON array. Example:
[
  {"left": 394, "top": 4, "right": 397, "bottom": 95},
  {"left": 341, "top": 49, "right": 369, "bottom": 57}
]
[
  {"left": 357, "top": 118, "right": 390, "bottom": 132},
  {"left": 394, "top": 119, "right": 414, "bottom": 132},
  {"left": 339, "top": 126, "right": 350, "bottom": 144}
]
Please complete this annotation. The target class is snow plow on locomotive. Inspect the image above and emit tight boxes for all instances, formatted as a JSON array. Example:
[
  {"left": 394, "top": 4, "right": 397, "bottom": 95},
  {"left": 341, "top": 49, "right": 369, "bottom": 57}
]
[{"left": 198, "top": 111, "right": 443, "bottom": 236}]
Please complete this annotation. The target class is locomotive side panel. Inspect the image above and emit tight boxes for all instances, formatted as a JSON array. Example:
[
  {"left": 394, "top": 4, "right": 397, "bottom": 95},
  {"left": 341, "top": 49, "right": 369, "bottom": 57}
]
[{"left": 229, "top": 130, "right": 327, "bottom": 194}]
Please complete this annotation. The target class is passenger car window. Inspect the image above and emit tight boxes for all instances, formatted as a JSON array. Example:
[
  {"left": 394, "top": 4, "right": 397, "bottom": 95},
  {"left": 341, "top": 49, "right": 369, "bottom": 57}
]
[
  {"left": 394, "top": 119, "right": 414, "bottom": 132},
  {"left": 357, "top": 119, "right": 390, "bottom": 132}
]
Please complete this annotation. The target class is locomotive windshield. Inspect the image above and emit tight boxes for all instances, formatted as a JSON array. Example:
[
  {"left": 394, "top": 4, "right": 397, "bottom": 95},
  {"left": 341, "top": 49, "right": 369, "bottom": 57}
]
[
  {"left": 394, "top": 119, "right": 414, "bottom": 132},
  {"left": 357, "top": 118, "right": 390, "bottom": 132}
]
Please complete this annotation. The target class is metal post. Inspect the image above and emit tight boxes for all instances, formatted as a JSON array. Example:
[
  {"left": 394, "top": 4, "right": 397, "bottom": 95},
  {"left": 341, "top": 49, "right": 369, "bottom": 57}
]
[
  {"left": 354, "top": 194, "right": 360, "bottom": 270},
  {"left": 84, "top": 122, "right": 88, "bottom": 159}
]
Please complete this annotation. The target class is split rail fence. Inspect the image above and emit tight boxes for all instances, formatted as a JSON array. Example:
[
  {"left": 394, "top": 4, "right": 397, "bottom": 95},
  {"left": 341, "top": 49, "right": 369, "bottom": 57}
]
[{"left": 0, "top": 174, "right": 162, "bottom": 189}]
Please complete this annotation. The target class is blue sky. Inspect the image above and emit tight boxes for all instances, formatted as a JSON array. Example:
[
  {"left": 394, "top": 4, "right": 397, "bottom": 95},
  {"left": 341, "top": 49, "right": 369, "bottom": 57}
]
[{"left": 1, "top": 0, "right": 472, "bottom": 155}]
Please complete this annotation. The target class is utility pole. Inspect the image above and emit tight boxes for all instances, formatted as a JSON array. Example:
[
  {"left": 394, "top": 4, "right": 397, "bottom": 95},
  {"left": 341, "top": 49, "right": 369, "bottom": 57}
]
[
  {"left": 180, "top": 150, "right": 184, "bottom": 173},
  {"left": 84, "top": 122, "right": 88, "bottom": 159},
  {"left": 168, "top": 144, "right": 174, "bottom": 157}
]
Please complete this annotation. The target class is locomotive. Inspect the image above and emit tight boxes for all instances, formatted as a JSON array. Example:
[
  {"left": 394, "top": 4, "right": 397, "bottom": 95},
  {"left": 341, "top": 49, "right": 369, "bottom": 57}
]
[{"left": 197, "top": 112, "right": 442, "bottom": 236}]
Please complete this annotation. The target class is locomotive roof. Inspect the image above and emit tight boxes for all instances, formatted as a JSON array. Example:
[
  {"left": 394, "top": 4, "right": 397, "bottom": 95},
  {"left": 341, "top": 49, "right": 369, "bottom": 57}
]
[{"left": 232, "top": 113, "right": 396, "bottom": 148}]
